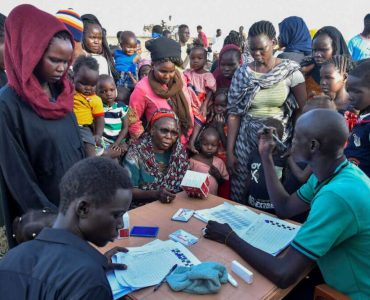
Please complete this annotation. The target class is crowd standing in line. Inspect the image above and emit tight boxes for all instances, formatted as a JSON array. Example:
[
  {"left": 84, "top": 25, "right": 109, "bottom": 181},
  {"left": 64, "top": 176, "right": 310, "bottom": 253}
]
[{"left": 0, "top": 4, "right": 370, "bottom": 299}]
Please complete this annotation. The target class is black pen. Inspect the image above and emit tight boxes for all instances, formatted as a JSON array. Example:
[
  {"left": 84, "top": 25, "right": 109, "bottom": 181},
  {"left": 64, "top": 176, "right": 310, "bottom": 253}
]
[{"left": 153, "top": 264, "right": 178, "bottom": 292}]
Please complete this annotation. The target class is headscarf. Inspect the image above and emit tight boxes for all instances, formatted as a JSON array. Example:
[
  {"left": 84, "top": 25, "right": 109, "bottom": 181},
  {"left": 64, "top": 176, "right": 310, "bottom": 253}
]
[
  {"left": 212, "top": 44, "right": 243, "bottom": 88},
  {"left": 148, "top": 69, "right": 192, "bottom": 136},
  {"left": 4, "top": 4, "right": 74, "bottom": 119},
  {"left": 313, "top": 26, "right": 350, "bottom": 56},
  {"left": 147, "top": 37, "right": 181, "bottom": 61},
  {"left": 149, "top": 109, "right": 178, "bottom": 127},
  {"left": 279, "top": 16, "right": 312, "bottom": 56},
  {"left": 81, "top": 14, "right": 119, "bottom": 80}
]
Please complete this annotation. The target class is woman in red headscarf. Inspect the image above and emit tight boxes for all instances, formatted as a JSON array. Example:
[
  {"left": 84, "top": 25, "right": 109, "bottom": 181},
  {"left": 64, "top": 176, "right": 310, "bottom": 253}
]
[
  {"left": 123, "top": 109, "right": 189, "bottom": 207},
  {"left": 0, "top": 4, "right": 84, "bottom": 249}
]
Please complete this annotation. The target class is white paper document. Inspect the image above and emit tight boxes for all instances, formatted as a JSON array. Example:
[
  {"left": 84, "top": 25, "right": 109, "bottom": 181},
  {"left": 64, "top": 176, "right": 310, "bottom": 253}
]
[{"left": 195, "top": 203, "right": 300, "bottom": 256}]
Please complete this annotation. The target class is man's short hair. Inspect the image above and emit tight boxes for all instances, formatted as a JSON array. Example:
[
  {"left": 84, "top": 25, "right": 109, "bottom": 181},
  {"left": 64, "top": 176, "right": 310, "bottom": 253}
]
[
  {"left": 350, "top": 60, "right": 370, "bottom": 89},
  {"left": 59, "top": 157, "right": 132, "bottom": 214},
  {"left": 197, "top": 25, "right": 202, "bottom": 30},
  {"left": 178, "top": 24, "right": 189, "bottom": 32}
]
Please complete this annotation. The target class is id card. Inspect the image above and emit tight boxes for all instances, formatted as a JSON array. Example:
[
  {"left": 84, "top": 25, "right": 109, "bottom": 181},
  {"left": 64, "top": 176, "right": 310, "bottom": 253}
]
[
  {"left": 130, "top": 226, "right": 159, "bottom": 237},
  {"left": 171, "top": 208, "right": 194, "bottom": 222}
]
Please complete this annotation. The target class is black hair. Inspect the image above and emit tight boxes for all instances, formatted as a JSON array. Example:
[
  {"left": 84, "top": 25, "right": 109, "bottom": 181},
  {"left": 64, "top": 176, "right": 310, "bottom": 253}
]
[
  {"left": 59, "top": 157, "right": 132, "bottom": 214},
  {"left": 163, "top": 30, "right": 171, "bottom": 37},
  {"left": 82, "top": 19, "right": 120, "bottom": 80},
  {"left": 97, "top": 74, "right": 115, "bottom": 87},
  {"left": 153, "top": 57, "right": 183, "bottom": 68},
  {"left": 178, "top": 24, "right": 189, "bottom": 32},
  {"left": 248, "top": 20, "right": 276, "bottom": 39},
  {"left": 187, "top": 39, "right": 207, "bottom": 57},
  {"left": 120, "top": 31, "right": 136, "bottom": 44},
  {"left": 197, "top": 25, "right": 202, "bottom": 30},
  {"left": 198, "top": 126, "right": 220, "bottom": 149},
  {"left": 116, "top": 30, "right": 123, "bottom": 40},
  {"left": 214, "top": 87, "right": 229, "bottom": 100},
  {"left": 49, "top": 30, "right": 73, "bottom": 48},
  {"left": 349, "top": 60, "right": 370, "bottom": 88},
  {"left": 73, "top": 55, "right": 99, "bottom": 74},
  {"left": 322, "top": 55, "right": 351, "bottom": 74},
  {"left": 152, "top": 25, "right": 163, "bottom": 34},
  {"left": 223, "top": 30, "right": 243, "bottom": 48},
  {"left": 12, "top": 209, "right": 56, "bottom": 243},
  {"left": 364, "top": 14, "right": 370, "bottom": 22},
  {"left": 262, "top": 118, "right": 284, "bottom": 139},
  {"left": 217, "top": 29, "right": 221, "bottom": 33}
]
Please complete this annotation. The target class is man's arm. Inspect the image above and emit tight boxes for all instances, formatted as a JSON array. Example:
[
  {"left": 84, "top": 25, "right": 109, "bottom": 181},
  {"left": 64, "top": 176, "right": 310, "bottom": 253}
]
[
  {"left": 258, "top": 128, "right": 309, "bottom": 219},
  {"left": 205, "top": 221, "right": 314, "bottom": 288}
]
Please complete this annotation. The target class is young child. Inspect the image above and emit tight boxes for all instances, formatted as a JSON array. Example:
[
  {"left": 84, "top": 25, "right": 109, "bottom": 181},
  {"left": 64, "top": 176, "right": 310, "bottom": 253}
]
[
  {"left": 137, "top": 59, "right": 152, "bottom": 81},
  {"left": 246, "top": 118, "right": 304, "bottom": 214},
  {"left": 114, "top": 31, "right": 140, "bottom": 90},
  {"left": 320, "top": 55, "right": 352, "bottom": 113},
  {"left": 207, "top": 88, "right": 228, "bottom": 162},
  {"left": 73, "top": 56, "right": 105, "bottom": 157},
  {"left": 190, "top": 127, "right": 229, "bottom": 195},
  {"left": 12, "top": 209, "right": 56, "bottom": 244},
  {"left": 97, "top": 74, "right": 129, "bottom": 155},
  {"left": 344, "top": 61, "right": 370, "bottom": 177},
  {"left": 185, "top": 41, "right": 217, "bottom": 153}
]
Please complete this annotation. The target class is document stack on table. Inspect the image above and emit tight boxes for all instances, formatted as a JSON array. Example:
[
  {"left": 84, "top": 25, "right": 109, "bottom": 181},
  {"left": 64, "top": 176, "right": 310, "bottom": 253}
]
[
  {"left": 107, "top": 239, "right": 201, "bottom": 299},
  {"left": 195, "top": 202, "right": 301, "bottom": 256}
]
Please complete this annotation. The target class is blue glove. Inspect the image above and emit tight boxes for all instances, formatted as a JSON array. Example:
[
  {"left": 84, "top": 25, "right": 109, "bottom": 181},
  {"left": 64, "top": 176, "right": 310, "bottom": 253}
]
[{"left": 167, "top": 261, "right": 228, "bottom": 294}]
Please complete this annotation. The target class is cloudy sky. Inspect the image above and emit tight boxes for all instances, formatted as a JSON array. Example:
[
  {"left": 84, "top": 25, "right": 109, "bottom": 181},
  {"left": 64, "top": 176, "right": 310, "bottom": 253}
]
[{"left": 2, "top": 0, "right": 368, "bottom": 40}]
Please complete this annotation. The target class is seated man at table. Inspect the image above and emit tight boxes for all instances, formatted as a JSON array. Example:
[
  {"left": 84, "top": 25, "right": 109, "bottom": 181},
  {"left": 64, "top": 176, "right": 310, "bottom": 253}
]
[
  {"left": 205, "top": 109, "right": 370, "bottom": 299},
  {"left": 0, "top": 157, "right": 132, "bottom": 299}
]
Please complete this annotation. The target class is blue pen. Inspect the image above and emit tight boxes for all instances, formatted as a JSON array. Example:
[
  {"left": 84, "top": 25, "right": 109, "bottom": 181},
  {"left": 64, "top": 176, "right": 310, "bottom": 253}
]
[{"left": 153, "top": 264, "right": 178, "bottom": 292}]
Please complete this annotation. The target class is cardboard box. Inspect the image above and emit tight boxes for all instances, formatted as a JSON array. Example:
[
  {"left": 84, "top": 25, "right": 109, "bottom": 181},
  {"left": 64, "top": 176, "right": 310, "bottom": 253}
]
[{"left": 180, "top": 170, "right": 210, "bottom": 199}]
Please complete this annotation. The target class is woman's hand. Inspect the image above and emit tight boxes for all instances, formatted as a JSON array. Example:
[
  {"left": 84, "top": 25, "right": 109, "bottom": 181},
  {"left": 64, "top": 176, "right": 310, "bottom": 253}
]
[
  {"left": 209, "top": 165, "right": 224, "bottom": 184},
  {"left": 187, "top": 141, "right": 199, "bottom": 154},
  {"left": 94, "top": 135, "right": 102, "bottom": 147},
  {"left": 157, "top": 188, "right": 176, "bottom": 204},
  {"left": 204, "top": 220, "right": 234, "bottom": 244},
  {"left": 104, "top": 246, "right": 129, "bottom": 270},
  {"left": 227, "top": 152, "right": 239, "bottom": 175}
]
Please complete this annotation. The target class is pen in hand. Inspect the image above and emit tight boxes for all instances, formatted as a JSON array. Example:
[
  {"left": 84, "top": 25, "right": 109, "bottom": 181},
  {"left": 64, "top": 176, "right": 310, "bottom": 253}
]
[{"left": 153, "top": 264, "right": 178, "bottom": 292}]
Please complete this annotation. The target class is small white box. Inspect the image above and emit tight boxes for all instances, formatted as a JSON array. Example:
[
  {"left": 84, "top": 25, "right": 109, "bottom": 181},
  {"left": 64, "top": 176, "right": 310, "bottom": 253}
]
[{"left": 231, "top": 260, "right": 253, "bottom": 284}]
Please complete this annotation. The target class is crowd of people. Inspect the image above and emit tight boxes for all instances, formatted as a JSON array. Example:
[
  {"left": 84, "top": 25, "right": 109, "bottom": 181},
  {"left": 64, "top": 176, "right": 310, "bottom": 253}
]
[{"left": 0, "top": 4, "right": 369, "bottom": 299}]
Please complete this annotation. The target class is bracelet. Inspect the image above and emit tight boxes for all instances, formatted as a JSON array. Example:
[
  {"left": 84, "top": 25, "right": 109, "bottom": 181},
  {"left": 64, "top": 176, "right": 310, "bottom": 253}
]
[{"left": 224, "top": 230, "right": 235, "bottom": 245}]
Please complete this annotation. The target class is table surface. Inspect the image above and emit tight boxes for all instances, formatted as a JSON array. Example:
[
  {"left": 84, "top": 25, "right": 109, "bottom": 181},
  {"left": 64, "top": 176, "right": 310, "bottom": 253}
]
[{"left": 99, "top": 192, "right": 310, "bottom": 300}]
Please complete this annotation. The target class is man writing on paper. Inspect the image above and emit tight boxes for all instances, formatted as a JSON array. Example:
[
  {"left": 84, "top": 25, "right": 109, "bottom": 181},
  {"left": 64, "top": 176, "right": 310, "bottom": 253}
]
[{"left": 204, "top": 109, "right": 370, "bottom": 299}]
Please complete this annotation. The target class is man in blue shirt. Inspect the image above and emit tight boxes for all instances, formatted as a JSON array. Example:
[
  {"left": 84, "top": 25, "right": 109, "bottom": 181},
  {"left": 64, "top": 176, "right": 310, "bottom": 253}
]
[
  {"left": 348, "top": 14, "right": 370, "bottom": 61},
  {"left": 0, "top": 157, "right": 133, "bottom": 299},
  {"left": 205, "top": 109, "right": 370, "bottom": 299}
]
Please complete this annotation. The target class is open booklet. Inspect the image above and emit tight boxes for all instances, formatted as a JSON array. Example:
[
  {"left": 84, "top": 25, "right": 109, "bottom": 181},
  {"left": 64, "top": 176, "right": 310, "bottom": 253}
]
[
  {"left": 195, "top": 202, "right": 301, "bottom": 256},
  {"left": 107, "top": 239, "right": 201, "bottom": 299}
]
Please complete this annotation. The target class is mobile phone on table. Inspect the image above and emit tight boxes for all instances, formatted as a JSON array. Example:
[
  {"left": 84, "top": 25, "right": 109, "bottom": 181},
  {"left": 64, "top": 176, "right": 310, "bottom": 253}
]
[{"left": 130, "top": 226, "right": 159, "bottom": 237}]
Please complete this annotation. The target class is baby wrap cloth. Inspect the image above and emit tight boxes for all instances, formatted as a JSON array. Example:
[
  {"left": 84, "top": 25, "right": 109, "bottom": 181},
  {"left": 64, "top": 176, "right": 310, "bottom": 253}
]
[{"left": 167, "top": 261, "right": 228, "bottom": 294}]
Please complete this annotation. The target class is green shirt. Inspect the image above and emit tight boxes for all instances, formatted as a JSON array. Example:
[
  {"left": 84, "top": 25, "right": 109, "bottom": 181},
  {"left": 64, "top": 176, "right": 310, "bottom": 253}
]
[{"left": 292, "top": 160, "right": 370, "bottom": 299}]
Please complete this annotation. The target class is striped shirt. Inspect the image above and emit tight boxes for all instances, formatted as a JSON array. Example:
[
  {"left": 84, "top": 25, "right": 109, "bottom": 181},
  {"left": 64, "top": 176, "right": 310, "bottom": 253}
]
[{"left": 103, "top": 102, "right": 128, "bottom": 143}]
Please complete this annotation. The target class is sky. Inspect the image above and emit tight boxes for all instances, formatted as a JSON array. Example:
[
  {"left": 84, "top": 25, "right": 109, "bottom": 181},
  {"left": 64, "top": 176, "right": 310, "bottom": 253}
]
[{"left": 2, "top": 0, "right": 369, "bottom": 41}]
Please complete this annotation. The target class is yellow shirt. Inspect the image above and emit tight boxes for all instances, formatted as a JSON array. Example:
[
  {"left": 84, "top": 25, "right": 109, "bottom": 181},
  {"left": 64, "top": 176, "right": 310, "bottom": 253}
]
[{"left": 73, "top": 92, "right": 104, "bottom": 125}]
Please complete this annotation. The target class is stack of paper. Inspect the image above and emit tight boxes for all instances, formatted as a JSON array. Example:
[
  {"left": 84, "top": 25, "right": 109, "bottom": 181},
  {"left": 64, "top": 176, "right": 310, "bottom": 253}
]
[
  {"left": 107, "top": 239, "right": 201, "bottom": 299},
  {"left": 195, "top": 202, "right": 300, "bottom": 256}
]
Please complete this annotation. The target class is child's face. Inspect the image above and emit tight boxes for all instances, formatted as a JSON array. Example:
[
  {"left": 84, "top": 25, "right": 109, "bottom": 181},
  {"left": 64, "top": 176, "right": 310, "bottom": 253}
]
[
  {"left": 220, "top": 51, "right": 240, "bottom": 79},
  {"left": 320, "top": 64, "right": 346, "bottom": 99},
  {"left": 120, "top": 37, "right": 137, "bottom": 56},
  {"left": 97, "top": 79, "right": 117, "bottom": 106},
  {"left": 138, "top": 65, "right": 151, "bottom": 80},
  {"left": 200, "top": 133, "right": 219, "bottom": 158},
  {"left": 312, "top": 34, "right": 333, "bottom": 66},
  {"left": 84, "top": 24, "right": 103, "bottom": 54},
  {"left": 346, "top": 75, "right": 370, "bottom": 112},
  {"left": 190, "top": 48, "right": 206, "bottom": 71},
  {"left": 74, "top": 66, "right": 99, "bottom": 96},
  {"left": 214, "top": 94, "right": 227, "bottom": 115},
  {"left": 34, "top": 37, "right": 73, "bottom": 84}
]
